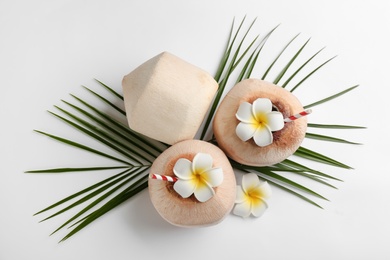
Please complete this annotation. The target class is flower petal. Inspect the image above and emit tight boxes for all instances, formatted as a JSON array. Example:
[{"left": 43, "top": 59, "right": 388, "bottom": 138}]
[
  {"left": 173, "top": 179, "right": 196, "bottom": 198},
  {"left": 236, "top": 122, "right": 257, "bottom": 141},
  {"left": 267, "top": 111, "right": 284, "bottom": 131},
  {"left": 233, "top": 201, "right": 252, "bottom": 218},
  {"left": 236, "top": 102, "right": 254, "bottom": 123},
  {"left": 192, "top": 153, "right": 213, "bottom": 174},
  {"left": 202, "top": 167, "right": 224, "bottom": 187},
  {"left": 257, "top": 181, "right": 272, "bottom": 199},
  {"left": 253, "top": 125, "right": 273, "bottom": 147},
  {"left": 251, "top": 198, "right": 269, "bottom": 217},
  {"left": 235, "top": 185, "right": 246, "bottom": 203},
  {"left": 173, "top": 158, "right": 193, "bottom": 180},
  {"left": 252, "top": 98, "right": 272, "bottom": 121},
  {"left": 242, "top": 173, "right": 261, "bottom": 192},
  {"left": 194, "top": 182, "right": 215, "bottom": 202}
]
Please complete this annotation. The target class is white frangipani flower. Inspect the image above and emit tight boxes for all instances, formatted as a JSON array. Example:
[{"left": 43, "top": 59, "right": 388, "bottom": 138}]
[
  {"left": 173, "top": 153, "right": 223, "bottom": 202},
  {"left": 233, "top": 173, "right": 271, "bottom": 218},
  {"left": 236, "top": 98, "right": 284, "bottom": 147}
]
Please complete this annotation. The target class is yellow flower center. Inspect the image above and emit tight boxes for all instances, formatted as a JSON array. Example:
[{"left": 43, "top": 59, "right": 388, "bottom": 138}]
[
  {"left": 191, "top": 169, "right": 209, "bottom": 188},
  {"left": 245, "top": 186, "right": 263, "bottom": 207},
  {"left": 253, "top": 112, "right": 268, "bottom": 129}
]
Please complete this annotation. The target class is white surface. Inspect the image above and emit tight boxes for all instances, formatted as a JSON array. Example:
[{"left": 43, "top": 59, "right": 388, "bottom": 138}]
[{"left": 1, "top": 0, "right": 389, "bottom": 259}]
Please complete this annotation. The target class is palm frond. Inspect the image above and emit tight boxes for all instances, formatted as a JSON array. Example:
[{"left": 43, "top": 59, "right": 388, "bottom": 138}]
[
  {"left": 82, "top": 86, "right": 126, "bottom": 116},
  {"left": 33, "top": 169, "right": 132, "bottom": 216},
  {"left": 31, "top": 80, "right": 160, "bottom": 241},
  {"left": 273, "top": 37, "right": 310, "bottom": 85},
  {"left": 304, "top": 85, "right": 359, "bottom": 109},
  {"left": 200, "top": 17, "right": 259, "bottom": 140},
  {"left": 94, "top": 78, "right": 124, "bottom": 100},
  {"left": 33, "top": 130, "right": 132, "bottom": 165},
  {"left": 30, "top": 17, "right": 363, "bottom": 241},
  {"left": 261, "top": 33, "right": 300, "bottom": 81},
  {"left": 26, "top": 166, "right": 128, "bottom": 174},
  {"left": 61, "top": 176, "right": 148, "bottom": 242},
  {"left": 289, "top": 55, "right": 336, "bottom": 92},
  {"left": 295, "top": 146, "right": 353, "bottom": 169},
  {"left": 279, "top": 159, "right": 342, "bottom": 181},
  {"left": 308, "top": 123, "right": 366, "bottom": 129},
  {"left": 305, "top": 132, "right": 362, "bottom": 145},
  {"left": 50, "top": 168, "right": 148, "bottom": 237},
  {"left": 281, "top": 47, "right": 325, "bottom": 89}
]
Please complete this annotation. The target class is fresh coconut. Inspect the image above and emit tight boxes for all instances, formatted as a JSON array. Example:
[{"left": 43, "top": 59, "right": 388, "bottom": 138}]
[
  {"left": 148, "top": 140, "right": 236, "bottom": 227},
  {"left": 122, "top": 52, "right": 218, "bottom": 145},
  {"left": 213, "top": 79, "right": 307, "bottom": 166}
]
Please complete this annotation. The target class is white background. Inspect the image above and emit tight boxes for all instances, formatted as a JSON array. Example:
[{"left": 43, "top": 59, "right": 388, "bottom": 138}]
[{"left": 1, "top": 0, "right": 389, "bottom": 259}]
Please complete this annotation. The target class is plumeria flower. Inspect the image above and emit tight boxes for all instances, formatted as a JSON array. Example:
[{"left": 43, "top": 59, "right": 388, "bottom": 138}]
[
  {"left": 236, "top": 98, "right": 284, "bottom": 147},
  {"left": 173, "top": 153, "right": 223, "bottom": 202},
  {"left": 233, "top": 173, "right": 271, "bottom": 218}
]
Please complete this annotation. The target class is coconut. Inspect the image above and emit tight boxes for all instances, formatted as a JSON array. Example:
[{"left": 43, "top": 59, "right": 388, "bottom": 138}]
[
  {"left": 122, "top": 52, "right": 218, "bottom": 145},
  {"left": 213, "top": 79, "right": 307, "bottom": 166},
  {"left": 148, "top": 140, "right": 236, "bottom": 227}
]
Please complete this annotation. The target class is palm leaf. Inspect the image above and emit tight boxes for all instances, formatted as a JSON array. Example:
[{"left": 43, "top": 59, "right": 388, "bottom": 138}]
[
  {"left": 30, "top": 17, "right": 363, "bottom": 241},
  {"left": 34, "top": 130, "right": 132, "bottom": 165},
  {"left": 295, "top": 146, "right": 353, "bottom": 169},
  {"left": 82, "top": 86, "right": 126, "bottom": 116},
  {"left": 32, "top": 169, "right": 132, "bottom": 215},
  {"left": 239, "top": 25, "right": 280, "bottom": 81},
  {"left": 26, "top": 166, "right": 128, "bottom": 174},
  {"left": 281, "top": 47, "right": 325, "bottom": 88},
  {"left": 94, "top": 78, "right": 124, "bottom": 100},
  {"left": 233, "top": 162, "right": 329, "bottom": 201},
  {"left": 273, "top": 37, "right": 310, "bottom": 85},
  {"left": 48, "top": 109, "right": 145, "bottom": 165},
  {"left": 234, "top": 166, "right": 323, "bottom": 208},
  {"left": 50, "top": 168, "right": 148, "bottom": 237},
  {"left": 200, "top": 16, "right": 259, "bottom": 140},
  {"left": 41, "top": 168, "right": 135, "bottom": 225},
  {"left": 279, "top": 159, "right": 342, "bottom": 181},
  {"left": 68, "top": 94, "right": 166, "bottom": 155},
  {"left": 54, "top": 103, "right": 153, "bottom": 163},
  {"left": 261, "top": 33, "right": 300, "bottom": 81},
  {"left": 289, "top": 55, "right": 336, "bottom": 92},
  {"left": 308, "top": 123, "right": 366, "bottom": 129},
  {"left": 61, "top": 177, "right": 148, "bottom": 242},
  {"left": 304, "top": 85, "right": 359, "bottom": 108},
  {"left": 305, "top": 132, "right": 361, "bottom": 145}
]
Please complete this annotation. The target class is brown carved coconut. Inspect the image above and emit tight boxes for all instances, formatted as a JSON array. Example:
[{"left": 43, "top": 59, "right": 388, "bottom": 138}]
[
  {"left": 213, "top": 79, "right": 307, "bottom": 166},
  {"left": 148, "top": 140, "right": 236, "bottom": 227}
]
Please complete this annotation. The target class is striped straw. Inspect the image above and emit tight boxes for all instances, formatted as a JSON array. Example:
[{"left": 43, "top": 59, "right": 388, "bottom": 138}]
[
  {"left": 150, "top": 173, "right": 178, "bottom": 182},
  {"left": 284, "top": 109, "right": 312, "bottom": 123}
]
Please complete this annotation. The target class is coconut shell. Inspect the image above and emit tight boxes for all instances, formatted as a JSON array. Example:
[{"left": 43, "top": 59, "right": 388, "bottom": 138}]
[
  {"left": 122, "top": 52, "right": 218, "bottom": 145},
  {"left": 148, "top": 140, "right": 236, "bottom": 227},
  {"left": 213, "top": 79, "right": 307, "bottom": 166}
]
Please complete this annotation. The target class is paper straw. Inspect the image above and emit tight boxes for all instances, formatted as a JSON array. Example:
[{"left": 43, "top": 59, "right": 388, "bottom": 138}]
[
  {"left": 284, "top": 109, "right": 312, "bottom": 123},
  {"left": 150, "top": 173, "right": 178, "bottom": 182}
]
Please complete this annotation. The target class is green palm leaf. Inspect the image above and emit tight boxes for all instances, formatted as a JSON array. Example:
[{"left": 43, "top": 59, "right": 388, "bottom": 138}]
[
  {"left": 261, "top": 33, "right": 300, "bottom": 81},
  {"left": 289, "top": 55, "right": 336, "bottom": 92},
  {"left": 26, "top": 166, "right": 129, "bottom": 174},
  {"left": 305, "top": 132, "right": 362, "bottom": 145},
  {"left": 308, "top": 123, "right": 366, "bottom": 129},
  {"left": 273, "top": 37, "right": 310, "bottom": 85},
  {"left": 200, "top": 17, "right": 259, "bottom": 140},
  {"left": 304, "top": 85, "right": 359, "bottom": 109},
  {"left": 32, "top": 169, "right": 132, "bottom": 215},
  {"left": 29, "top": 16, "right": 363, "bottom": 241},
  {"left": 50, "top": 168, "right": 148, "bottom": 237},
  {"left": 33, "top": 130, "right": 132, "bottom": 165}
]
